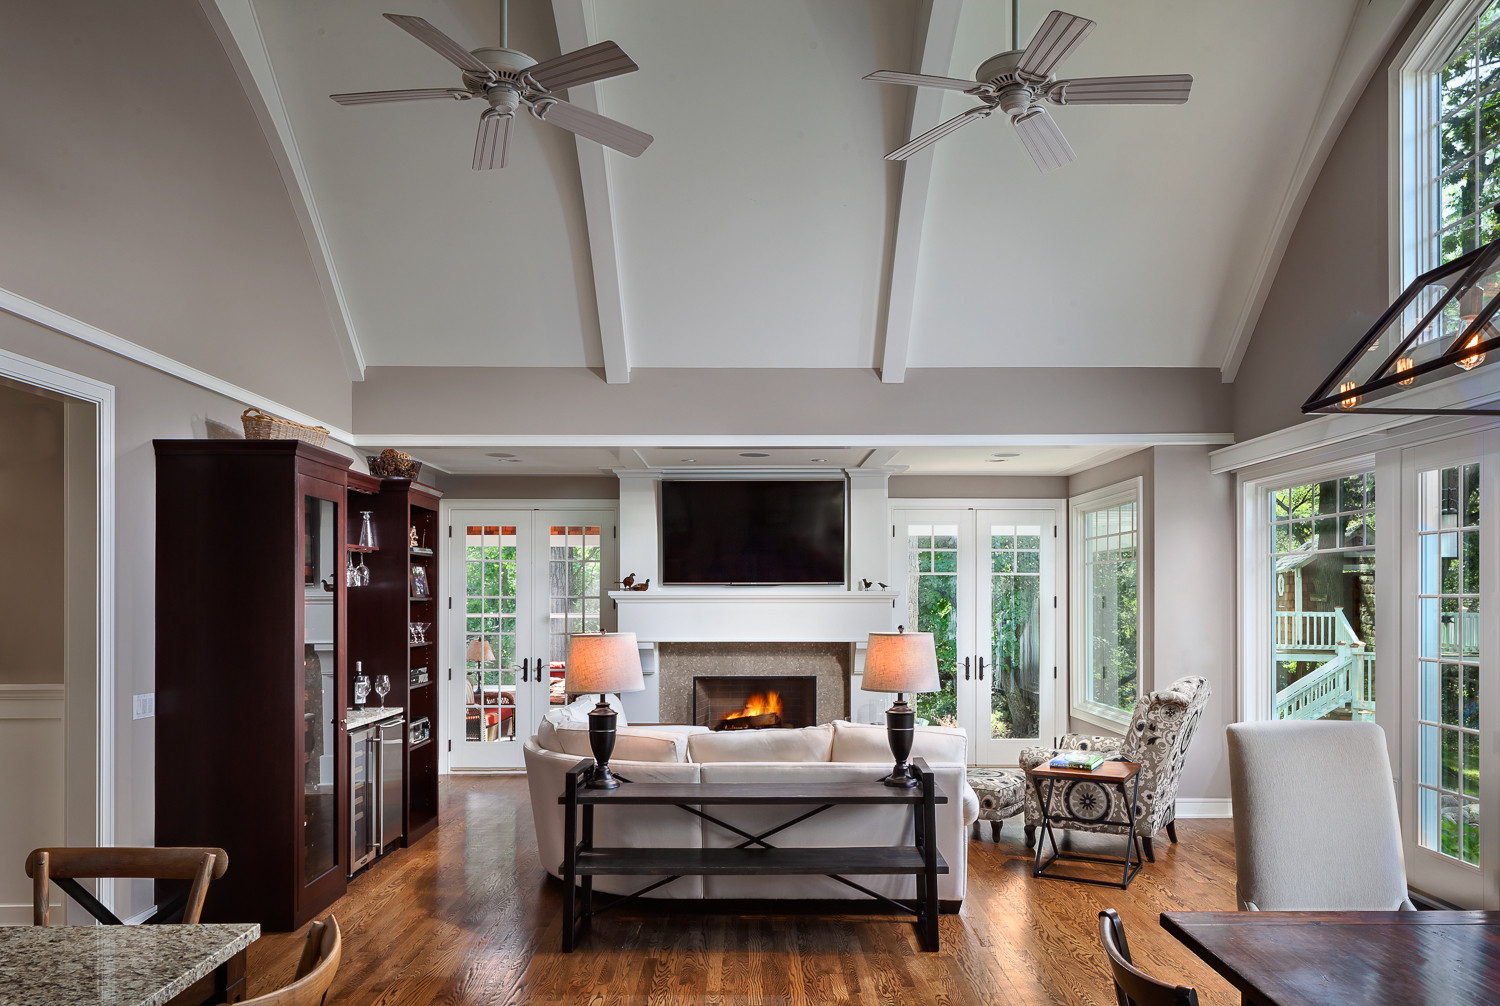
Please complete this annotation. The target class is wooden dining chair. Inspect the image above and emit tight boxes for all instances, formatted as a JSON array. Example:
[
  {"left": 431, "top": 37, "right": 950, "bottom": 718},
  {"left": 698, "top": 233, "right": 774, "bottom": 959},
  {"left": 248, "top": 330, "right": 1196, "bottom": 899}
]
[
  {"left": 26, "top": 846, "right": 228, "bottom": 926},
  {"left": 1098, "top": 909, "right": 1199, "bottom": 1006},
  {"left": 242, "top": 916, "right": 342, "bottom": 1006}
]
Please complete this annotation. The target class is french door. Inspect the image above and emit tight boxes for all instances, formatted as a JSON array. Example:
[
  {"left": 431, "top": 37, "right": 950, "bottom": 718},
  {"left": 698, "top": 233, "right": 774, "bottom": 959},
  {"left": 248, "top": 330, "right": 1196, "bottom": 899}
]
[
  {"left": 446, "top": 508, "right": 616, "bottom": 770},
  {"left": 1401, "top": 434, "right": 1500, "bottom": 906},
  {"left": 891, "top": 505, "right": 1065, "bottom": 765}
]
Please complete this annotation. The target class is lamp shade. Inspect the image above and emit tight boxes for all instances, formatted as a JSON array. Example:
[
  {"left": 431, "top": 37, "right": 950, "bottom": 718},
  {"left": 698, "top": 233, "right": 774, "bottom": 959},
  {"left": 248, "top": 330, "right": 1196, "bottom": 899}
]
[
  {"left": 565, "top": 632, "right": 645, "bottom": 694},
  {"left": 465, "top": 638, "right": 496, "bottom": 664},
  {"left": 862, "top": 631, "right": 939, "bottom": 693}
]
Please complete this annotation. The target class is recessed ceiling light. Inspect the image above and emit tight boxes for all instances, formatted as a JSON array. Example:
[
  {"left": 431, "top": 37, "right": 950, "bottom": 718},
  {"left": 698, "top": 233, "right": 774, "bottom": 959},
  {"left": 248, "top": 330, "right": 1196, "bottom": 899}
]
[
  {"left": 504, "top": 458, "right": 523, "bottom": 463},
  {"left": 991, "top": 452, "right": 1020, "bottom": 458},
  {"left": 810, "top": 458, "right": 827, "bottom": 463},
  {"left": 487, "top": 452, "right": 516, "bottom": 458},
  {"left": 680, "top": 458, "right": 696, "bottom": 463},
  {"left": 739, "top": 452, "right": 771, "bottom": 458},
  {"left": 987, "top": 458, "right": 1008, "bottom": 463}
]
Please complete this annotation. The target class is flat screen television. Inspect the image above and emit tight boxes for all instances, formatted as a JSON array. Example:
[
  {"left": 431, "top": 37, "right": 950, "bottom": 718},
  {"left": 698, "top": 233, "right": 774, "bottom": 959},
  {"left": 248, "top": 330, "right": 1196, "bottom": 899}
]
[{"left": 661, "top": 479, "right": 846, "bottom": 585}]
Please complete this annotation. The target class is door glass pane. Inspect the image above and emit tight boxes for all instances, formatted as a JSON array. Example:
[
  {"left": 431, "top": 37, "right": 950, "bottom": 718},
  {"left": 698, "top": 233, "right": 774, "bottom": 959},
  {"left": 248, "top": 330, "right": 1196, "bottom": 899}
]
[
  {"left": 302, "top": 495, "right": 337, "bottom": 884},
  {"left": 465, "top": 525, "right": 518, "bottom": 743},
  {"left": 549, "top": 525, "right": 604, "bottom": 705},
  {"left": 906, "top": 523, "right": 959, "bottom": 727},
  {"left": 1269, "top": 473, "right": 1377, "bottom": 721},
  {"left": 989, "top": 525, "right": 1040, "bottom": 739},
  {"left": 1416, "top": 464, "right": 1481, "bottom": 865}
]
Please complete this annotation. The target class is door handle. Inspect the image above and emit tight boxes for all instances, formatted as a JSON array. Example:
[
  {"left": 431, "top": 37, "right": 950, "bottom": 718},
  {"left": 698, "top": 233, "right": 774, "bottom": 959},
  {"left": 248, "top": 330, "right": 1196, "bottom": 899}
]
[
  {"left": 963, "top": 657, "right": 970, "bottom": 681},
  {"left": 977, "top": 657, "right": 985, "bottom": 681},
  {"left": 520, "top": 657, "right": 529, "bottom": 683}
]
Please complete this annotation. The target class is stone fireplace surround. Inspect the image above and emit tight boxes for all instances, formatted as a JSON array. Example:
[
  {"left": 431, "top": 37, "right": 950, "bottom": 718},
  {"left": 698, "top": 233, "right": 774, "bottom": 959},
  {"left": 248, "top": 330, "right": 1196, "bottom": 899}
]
[{"left": 658, "top": 643, "right": 850, "bottom": 725}]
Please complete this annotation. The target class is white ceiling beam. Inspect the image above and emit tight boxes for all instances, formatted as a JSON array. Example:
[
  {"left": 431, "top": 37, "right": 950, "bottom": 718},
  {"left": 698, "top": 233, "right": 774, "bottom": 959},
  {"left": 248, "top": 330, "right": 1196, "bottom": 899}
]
[
  {"left": 1217, "top": 0, "right": 1422, "bottom": 382},
  {"left": 552, "top": 0, "right": 632, "bottom": 384},
  {"left": 199, "top": 0, "right": 367, "bottom": 382},
  {"left": 876, "top": 0, "right": 965, "bottom": 384}
]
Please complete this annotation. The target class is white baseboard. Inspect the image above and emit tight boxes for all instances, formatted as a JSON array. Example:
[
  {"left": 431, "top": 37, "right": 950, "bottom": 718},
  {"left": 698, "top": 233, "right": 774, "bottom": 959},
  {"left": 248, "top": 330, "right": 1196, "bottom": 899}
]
[{"left": 1176, "top": 798, "right": 1232, "bottom": 818}]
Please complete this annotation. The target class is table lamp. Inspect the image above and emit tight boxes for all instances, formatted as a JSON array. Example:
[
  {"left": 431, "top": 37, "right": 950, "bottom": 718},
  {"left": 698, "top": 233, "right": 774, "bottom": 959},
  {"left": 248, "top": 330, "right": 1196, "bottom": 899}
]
[
  {"left": 863, "top": 627, "right": 939, "bottom": 787},
  {"left": 564, "top": 631, "right": 645, "bottom": 789},
  {"left": 465, "top": 638, "right": 496, "bottom": 664}
]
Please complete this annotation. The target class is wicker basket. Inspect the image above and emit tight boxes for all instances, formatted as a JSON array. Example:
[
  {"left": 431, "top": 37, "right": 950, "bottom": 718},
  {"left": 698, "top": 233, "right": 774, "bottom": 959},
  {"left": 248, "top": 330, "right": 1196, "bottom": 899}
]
[
  {"left": 240, "top": 407, "right": 330, "bottom": 448},
  {"left": 368, "top": 449, "right": 422, "bottom": 480}
]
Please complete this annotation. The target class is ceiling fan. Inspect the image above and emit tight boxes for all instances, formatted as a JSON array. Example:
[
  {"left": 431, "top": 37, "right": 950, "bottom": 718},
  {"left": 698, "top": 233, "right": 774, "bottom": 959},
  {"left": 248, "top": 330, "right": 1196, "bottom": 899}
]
[
  {"left": 865, "top": 2, "right": 1192, "bottom": 173},
  {"left": 329, "top": 3, "right": 652, "bottom": 170}
]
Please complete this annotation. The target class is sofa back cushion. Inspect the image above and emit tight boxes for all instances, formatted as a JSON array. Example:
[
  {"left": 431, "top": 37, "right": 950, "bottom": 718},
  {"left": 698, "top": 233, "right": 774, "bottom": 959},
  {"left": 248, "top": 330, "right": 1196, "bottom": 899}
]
[
  {"left": 829, "top": 719, "right": 967, "bottom": 765},
  {"left": 687, "top": 724, "right": 833, "bottom": 763},
  {"left": 543, "top": 692, "right": 626, "bottom": 729},
  {"left": 536, "top": 720, "right": 689, "bottom": 763}
]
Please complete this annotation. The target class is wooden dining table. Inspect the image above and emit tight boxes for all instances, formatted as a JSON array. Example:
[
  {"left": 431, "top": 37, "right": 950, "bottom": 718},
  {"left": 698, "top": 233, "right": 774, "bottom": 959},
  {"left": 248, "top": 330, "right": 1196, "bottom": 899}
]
[
  {"left": 1161, "top": 910, "right": 1500, "bottom": 1005},
  {"left": 0, "top": 922, "right": 259, "bottom": 1006}
]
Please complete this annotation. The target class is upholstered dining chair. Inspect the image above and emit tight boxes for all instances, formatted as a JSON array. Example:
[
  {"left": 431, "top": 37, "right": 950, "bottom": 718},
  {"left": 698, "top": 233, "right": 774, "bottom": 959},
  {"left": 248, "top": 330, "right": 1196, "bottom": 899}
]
[
  {"left": 1020, "top": 675, "right": 1211, "bottom": 861},
  {"left": 1227, "top": 720, "right": 1414, "bottom": 911},
  {"left": 27, "top": 846, "right": 228, "bottom": 925},
  {"left": 241, "top": 916, "right": 341, "bottom": 1006},
  {"left": 1098, "top": 909, "right": 1199, "bottom": 1006}
]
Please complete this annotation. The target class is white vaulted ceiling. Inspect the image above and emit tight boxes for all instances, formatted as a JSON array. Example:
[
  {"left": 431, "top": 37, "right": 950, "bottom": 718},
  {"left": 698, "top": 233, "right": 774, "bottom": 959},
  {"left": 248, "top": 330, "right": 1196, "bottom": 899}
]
[{"left": 224, "top": 0, "right": 1365, "bottom": 375}]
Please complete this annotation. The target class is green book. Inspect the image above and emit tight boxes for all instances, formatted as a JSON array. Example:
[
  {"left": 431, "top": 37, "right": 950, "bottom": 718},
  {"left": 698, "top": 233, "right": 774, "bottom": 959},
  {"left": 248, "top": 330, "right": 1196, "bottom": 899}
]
[{"left": 1049, "top": 752, "right": 1106, "bottom": 771}]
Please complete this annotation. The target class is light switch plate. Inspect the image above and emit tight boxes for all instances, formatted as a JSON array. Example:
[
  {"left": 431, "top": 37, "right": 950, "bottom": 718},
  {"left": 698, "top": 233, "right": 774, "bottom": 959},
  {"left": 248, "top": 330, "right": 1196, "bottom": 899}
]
[{"left": 132, "top": 693, "right": 155, "bottom": 720}]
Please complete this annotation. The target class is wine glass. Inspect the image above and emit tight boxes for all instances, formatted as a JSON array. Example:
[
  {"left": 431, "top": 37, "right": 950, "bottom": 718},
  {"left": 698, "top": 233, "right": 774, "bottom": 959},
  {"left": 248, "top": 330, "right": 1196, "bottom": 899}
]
[
  {"left": 374, "top": 674, "right": 391, "bottom": 707},
  {"left": 346, "top": 554, "right": 358, "bottom": 587},
  {"left": 358, "top": 553, "right": 370, "bottom": 587}
]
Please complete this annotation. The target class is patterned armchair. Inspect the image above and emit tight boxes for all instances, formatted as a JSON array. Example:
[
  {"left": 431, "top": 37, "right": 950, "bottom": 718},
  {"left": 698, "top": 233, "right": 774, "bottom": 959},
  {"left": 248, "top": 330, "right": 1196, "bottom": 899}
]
[{"left": 1018, "top": 675, "right": 1211, "bottom": 861}]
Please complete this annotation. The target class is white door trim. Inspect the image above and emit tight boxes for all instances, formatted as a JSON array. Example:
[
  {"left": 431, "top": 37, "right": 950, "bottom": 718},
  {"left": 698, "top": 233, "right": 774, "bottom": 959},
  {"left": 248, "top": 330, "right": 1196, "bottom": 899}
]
[{"left": 0, "top": 346, "right": 115, "bottom": 913}]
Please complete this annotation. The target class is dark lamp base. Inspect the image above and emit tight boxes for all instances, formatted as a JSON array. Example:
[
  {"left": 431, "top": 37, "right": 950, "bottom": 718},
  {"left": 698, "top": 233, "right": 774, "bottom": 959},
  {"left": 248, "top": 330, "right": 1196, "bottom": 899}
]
[
  {"left": 881, "top": 696, "right": 919, "bottom": 787},
  {"left": 586, "top": 694, "right": 625, "bottom": 789}
]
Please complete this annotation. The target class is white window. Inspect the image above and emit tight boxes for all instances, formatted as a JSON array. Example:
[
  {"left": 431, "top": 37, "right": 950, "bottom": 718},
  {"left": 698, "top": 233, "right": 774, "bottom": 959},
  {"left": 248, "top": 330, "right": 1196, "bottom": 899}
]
[
  {"left": 1394, "top": 0, "right": 1500, "bottom": 290},
  {"left": 1070, "top": 480, "right": 1142, "bottom": 729}
]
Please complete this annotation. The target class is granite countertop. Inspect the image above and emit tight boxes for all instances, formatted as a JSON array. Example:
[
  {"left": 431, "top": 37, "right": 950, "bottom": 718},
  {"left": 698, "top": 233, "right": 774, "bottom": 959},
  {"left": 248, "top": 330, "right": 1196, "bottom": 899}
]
[
  {"left": 347, "top": 705, "right": 403, "bottom": 729},
  {"left": 0, "top": 923, "right": 259, "bottom": 1006}
]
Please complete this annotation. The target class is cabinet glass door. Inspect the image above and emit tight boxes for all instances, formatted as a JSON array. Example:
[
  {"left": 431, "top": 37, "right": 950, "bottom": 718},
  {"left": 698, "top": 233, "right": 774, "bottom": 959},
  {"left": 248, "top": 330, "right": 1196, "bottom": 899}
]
[{"left": 299, "top": 482, "right": 344, "bottom": 903}]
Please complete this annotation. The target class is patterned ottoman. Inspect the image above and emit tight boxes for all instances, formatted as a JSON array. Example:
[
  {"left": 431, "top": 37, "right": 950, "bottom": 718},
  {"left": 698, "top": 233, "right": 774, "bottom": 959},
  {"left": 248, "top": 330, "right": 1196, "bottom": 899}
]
[{"left": 968, "top": 768, "right": 1026, "bottom": 841}]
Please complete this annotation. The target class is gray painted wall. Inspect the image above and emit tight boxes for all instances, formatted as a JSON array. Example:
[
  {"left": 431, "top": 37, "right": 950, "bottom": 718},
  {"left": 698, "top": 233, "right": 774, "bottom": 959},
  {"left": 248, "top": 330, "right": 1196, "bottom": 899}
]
[
  {"left": 1064, "top": 447, "right": 1233, "bottom": 801},
  {"left": 431, "top": 474, "right": 621, "bottom": 499},
  {"left": 0, "top": 382, "right": 64, "bottom": 684},
  {"left": 355, "top": 367, "right": 1232, "bottom": 437},
  {"left": 0, "top": 0, "right": 352, "bottom": 426},
  {"left": 0, "top": 311, "right": 365, "bottom": 921},
  {"left": 1232, "top": 1, "right": 1437, "bottom": 441},
  {"left": 888, "top": 475, "right": 1068, "bottom": 498}
]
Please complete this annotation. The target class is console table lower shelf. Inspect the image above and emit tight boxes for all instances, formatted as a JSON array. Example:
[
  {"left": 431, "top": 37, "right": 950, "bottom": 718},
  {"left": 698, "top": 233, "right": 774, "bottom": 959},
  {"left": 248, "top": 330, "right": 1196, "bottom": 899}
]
[{"left": 557, "top": 758, "right": 949, "bottom": 952}]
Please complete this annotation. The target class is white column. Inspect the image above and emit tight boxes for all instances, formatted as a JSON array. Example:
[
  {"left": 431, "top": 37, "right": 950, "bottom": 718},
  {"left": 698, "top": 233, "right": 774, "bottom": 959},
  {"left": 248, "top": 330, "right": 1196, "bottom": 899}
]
[
  {"left": 846, "top": 469, "right": 893, "bottom": 591},
  {"left": 615, "top": 471, "right": 661, "bottom": 586}
]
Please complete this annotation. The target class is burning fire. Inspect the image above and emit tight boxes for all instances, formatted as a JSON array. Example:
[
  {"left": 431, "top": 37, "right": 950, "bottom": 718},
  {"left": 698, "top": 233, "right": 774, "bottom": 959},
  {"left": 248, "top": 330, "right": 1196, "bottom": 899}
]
[{"left": 722, "top": 691, "right": 783, "bottom": 723}]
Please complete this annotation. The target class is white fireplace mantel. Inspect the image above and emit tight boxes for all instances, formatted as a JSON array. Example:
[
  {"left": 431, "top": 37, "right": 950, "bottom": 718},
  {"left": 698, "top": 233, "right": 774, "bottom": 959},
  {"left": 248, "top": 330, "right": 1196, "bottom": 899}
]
[{"left": 611, "top": 588, "right": 899, "bottom": 644}]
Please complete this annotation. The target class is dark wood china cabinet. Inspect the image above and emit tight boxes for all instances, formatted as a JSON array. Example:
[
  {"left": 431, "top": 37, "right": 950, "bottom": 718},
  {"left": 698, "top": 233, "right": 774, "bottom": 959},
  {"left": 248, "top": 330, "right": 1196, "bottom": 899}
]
[{"left": 154, "top": 440, "right": 441, "bottom": 930}]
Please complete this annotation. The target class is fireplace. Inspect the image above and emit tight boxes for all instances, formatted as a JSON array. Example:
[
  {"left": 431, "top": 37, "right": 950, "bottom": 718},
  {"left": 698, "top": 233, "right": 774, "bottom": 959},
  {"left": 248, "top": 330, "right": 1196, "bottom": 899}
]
[{"left": 693, "top": 675, "right": 817, "bottom": 730}]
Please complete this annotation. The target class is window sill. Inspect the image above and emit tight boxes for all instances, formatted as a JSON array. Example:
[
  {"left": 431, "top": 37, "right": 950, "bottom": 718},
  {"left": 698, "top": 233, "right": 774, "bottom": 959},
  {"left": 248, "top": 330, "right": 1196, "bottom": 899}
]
[{"left": 1069, "top": 703, "right": 1131, "bottom": 734}]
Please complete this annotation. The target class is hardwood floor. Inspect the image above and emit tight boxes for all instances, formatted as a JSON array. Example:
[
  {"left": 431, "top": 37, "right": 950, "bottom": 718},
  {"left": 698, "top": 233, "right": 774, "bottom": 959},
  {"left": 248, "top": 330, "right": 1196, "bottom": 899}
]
[{"left": 247, "top": 776, "right": 1242, "bottom": 1005}]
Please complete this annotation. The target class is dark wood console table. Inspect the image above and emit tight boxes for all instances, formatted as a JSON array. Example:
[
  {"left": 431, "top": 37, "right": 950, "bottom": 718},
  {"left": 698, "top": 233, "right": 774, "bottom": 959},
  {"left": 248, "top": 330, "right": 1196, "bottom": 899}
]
[{"left": 557, "top": 758, "right": 949, "bottom": 952}]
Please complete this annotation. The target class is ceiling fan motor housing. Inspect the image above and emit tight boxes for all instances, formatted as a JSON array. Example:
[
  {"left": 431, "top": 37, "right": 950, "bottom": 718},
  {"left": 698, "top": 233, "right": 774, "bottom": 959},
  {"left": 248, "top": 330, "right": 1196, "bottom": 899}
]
[
  {"left": 470, "top": 46, "right": 538, "bottom": 76},
  {"left": 974, "top": 50, "right": 1027, "bottom": 89}
]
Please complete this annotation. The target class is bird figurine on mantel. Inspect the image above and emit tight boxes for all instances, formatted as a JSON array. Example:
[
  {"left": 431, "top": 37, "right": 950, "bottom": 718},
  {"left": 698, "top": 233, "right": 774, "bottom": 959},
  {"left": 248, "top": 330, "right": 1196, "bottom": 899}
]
[
  {"left": 618, "top": 573, "right": 636, "bottom": 589},
  {"left": 860, "top": 579, "right": 873, "bottom": 590},
  {"left": 629, "top": 578, "right": 651, "bottom": 591}
]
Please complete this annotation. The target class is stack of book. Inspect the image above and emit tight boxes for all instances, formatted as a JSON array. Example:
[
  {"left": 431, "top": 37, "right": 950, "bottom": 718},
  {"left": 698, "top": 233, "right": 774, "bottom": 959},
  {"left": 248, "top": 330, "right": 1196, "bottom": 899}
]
[{"left": 1049, "top": 751, "right": 1106, "bottom": 771}]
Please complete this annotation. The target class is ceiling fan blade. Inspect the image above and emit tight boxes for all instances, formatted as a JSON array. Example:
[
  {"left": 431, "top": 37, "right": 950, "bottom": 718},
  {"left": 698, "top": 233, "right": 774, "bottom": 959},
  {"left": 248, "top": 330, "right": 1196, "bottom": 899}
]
[
  {"left": 473, "top": 111, "right": 513, "bottom": 170},
  {"left": 885, "top": 107, "right": 990, "bottom": 161},
  {"left": 533, "top": 98, "right": 652, "bottom": 156},
  {"left": 1048, "top": 74, "right": 1193, "bottom": 105},
  {"left": 864, "top": 70, "right": 983, "bottom": 92},
  {"left": 330, "top": 88, "right": 474, "bottom": 105},
  {"left": 1015, "top": 10, "right": 1096, "bottom": 82},
  {"left": 383, "top": 14, "right": 495, "bottom": 79},
  {"left": 527, "top": 40, "right": 639, "bottom": 93},
  {"left": 1011, "top": 106, "right": 1075, "bottom": 173}
]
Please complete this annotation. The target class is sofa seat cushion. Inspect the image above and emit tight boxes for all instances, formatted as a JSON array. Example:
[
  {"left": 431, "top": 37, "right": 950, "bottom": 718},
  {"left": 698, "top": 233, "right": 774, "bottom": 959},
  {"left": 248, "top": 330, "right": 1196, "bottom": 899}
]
[
  {"left": 536, "top": 721, "right": 691, "bottom": 763},
  {"left": 829, "top": 719, "right": 968, "bottom": 765},
  {"left": 687, "top": 724, "right": 833, "bottom": 763}
]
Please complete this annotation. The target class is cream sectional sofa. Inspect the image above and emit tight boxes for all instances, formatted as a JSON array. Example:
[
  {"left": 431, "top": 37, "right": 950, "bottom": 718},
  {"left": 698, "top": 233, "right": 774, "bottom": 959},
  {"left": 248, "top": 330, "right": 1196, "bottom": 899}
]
[{"left": 523, "top": 716, "right": 980, "bottom": 908}]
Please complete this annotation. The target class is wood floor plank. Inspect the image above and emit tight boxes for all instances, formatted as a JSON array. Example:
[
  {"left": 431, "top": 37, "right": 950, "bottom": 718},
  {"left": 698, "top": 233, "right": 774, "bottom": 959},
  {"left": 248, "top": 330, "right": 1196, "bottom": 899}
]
[{"left": 246, "top": 776, "right": 1241, "bottom": 1005}]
